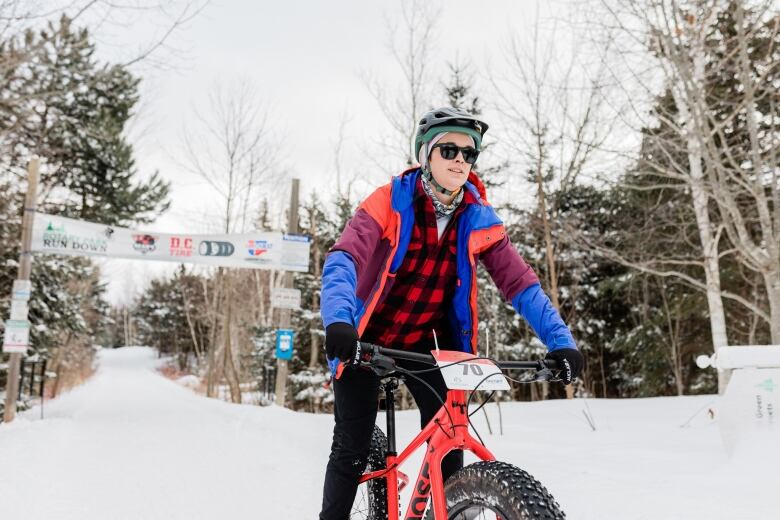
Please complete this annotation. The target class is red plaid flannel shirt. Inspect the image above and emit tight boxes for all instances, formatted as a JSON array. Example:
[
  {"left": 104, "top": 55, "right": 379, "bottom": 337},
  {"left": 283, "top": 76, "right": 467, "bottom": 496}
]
[{"left": 361, "top": 178, "right": 477, "bottom": 351}]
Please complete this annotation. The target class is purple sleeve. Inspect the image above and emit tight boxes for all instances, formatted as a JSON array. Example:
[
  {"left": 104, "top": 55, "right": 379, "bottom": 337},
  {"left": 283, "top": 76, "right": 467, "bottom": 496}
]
[
  {"left": 329, "top": 208, "right": 384, "bottom": 280},
  {"left": 321, "top": 208, "right": 385, "bottom": 327},
  {"left": 479, "top": 235, "right": 540, "bottom": 302}
]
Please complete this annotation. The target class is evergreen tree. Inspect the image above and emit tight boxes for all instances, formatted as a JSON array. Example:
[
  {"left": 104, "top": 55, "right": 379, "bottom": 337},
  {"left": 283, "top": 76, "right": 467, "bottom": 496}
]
[
  {"left": 1, "top": 16, "right": 171, "bottom": 408},
  {"left": 1, "top": 15, "right": 170, "bottom": 225},
  {"left": 285, "top": 192, "right": 352, "bottom": 411}
]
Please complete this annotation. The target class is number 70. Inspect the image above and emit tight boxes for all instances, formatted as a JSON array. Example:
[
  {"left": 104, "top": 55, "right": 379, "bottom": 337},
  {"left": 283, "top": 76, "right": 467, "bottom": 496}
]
[{"left": 462, "top": 363, "right": 484, "bottom": 376}]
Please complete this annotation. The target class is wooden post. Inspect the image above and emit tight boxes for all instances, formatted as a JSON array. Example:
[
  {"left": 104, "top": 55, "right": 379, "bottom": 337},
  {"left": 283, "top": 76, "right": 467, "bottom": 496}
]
[
  {"left": 3, "top": 157, "right": 40, "bottom": 423},
  {"left": 308, "top": 207, "right": 321, "bottom": 370},
  {"left": 274, "top": 178, "right": 300, "bottom": 407}
]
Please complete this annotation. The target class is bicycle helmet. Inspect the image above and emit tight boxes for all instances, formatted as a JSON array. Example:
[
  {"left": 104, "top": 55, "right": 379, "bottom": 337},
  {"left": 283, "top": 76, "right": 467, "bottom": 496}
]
[{"left": 413, "top": 107, "right": 489, "bottom": 160}]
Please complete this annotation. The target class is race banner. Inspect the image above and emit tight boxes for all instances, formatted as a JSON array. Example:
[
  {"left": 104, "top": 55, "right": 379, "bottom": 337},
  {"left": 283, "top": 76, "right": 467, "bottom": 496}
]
[{"left": 30, "top": 212, "right": 311, "bottom": 272}]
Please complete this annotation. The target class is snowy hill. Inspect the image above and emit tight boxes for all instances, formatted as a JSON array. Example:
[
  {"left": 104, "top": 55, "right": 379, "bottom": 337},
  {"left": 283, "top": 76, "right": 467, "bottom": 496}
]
[{"left": 0, "top": 347, "right": 773, "bottom": 519}]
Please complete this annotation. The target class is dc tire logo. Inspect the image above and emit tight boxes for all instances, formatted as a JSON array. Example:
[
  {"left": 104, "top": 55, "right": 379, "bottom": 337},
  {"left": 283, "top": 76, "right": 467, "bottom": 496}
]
[{"left": 199, "top": 241, "right": 235, "bottom": 257}]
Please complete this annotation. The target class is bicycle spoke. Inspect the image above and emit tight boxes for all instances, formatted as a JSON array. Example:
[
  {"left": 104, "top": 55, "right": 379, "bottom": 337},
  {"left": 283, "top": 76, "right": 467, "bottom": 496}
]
[{"left": 349, "top": 482, "right": 370, "bottom": 519}]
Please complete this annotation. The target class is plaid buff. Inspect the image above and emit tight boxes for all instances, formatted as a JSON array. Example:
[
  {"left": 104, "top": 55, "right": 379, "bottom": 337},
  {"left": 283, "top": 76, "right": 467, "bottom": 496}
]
[{"left": 361, "top": 178, "right": 477, "bottom": 352}]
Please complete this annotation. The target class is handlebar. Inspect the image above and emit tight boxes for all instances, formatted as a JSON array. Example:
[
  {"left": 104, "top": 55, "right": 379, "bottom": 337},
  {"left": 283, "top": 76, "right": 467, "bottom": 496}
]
[{"left": 361, "top": 342, "right": 560, "bottom": 369}]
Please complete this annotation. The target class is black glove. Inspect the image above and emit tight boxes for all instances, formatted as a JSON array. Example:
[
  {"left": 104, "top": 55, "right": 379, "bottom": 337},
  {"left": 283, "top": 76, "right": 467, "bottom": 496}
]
[
  {"left": 545, "top": 348, "right": 584, "bottom": 385},
  {"left": 325, "top": 322, "right": 359, "bottom": 362}
]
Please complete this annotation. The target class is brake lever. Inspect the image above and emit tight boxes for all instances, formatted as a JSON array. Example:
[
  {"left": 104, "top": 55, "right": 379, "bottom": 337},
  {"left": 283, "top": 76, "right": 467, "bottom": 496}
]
[
  {"left": 364, "top": 353, "right": 397, "bottom": 377},
  {"left": 532, "top": 360, "right": 562, "bottom": 383},
  {"left": 533, "top": 367, "right": 557, "bottom": 382}
]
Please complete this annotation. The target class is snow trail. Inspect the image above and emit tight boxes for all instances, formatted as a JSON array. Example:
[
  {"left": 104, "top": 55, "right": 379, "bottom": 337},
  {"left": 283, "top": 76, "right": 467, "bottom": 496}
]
[
  {"left": 0, "top": 347, "right": 331, "bottom": 519},
  {"left": 0, "top": 347, "right": 773, "bottom": 519}
]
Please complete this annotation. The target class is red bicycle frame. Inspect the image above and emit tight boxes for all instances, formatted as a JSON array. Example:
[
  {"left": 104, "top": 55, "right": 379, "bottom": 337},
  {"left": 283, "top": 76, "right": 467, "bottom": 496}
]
[
  {"left": 348, "top": 343, "right": 555, "bottom": 519},
  {"left": 358, "top": 384, "right": 495, "bottom": 520}
]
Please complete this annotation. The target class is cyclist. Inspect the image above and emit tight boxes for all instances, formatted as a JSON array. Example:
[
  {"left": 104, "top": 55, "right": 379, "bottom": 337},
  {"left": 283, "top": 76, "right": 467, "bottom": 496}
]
[{"left": 319, "top": 107, "right": 582, "bottom": 519}]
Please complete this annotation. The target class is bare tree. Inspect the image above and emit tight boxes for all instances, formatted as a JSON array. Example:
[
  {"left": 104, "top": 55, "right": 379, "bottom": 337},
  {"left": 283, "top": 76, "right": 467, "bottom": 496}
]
[
  {"left": 181, "top": 78, "right": 281, "bottom": 402},
  {"left": 495, "top": 10, "right": 612, "bottom": 306},
  {"left": 0, "top": 0, "right": 208, "bottom": 62},
  {"left": 361, "top": 0, "right": 439, "bottom": 175},
  {"left": 658, "top": 279, "right": 685, "bottom": 395},
  {"left": 331, "top": 108, "right": 357, "bottom": 201},
  {"left": 183, "top": 79, "right": 278, "bottom": 234},
  {"left": 492, "top": 6, "right": 616, "bottom": 398},
  {"left": 357, "top": 0, "right": 440, "bottom": 409},
  {"left": 0, "top": 0, "right": 209, "bottom": 180},
  {"left": 595, "top": 0, "right": 780, "bottom": 350}
]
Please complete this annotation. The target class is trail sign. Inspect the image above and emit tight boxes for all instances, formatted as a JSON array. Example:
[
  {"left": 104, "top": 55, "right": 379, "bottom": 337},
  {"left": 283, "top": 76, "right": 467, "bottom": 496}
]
[
  {"left": 10, "top": 300, "right": 29, "bottom": 321},
  {"left": 3, "top": 320, "right": 30, "bottom": 354},
  {"left": 275, "top": 329, "right": 295, "bottom": 361},
  {"left": 271, "top": 288, "right": 301, "bottom": 310},
  {"left": 12, "top": 280, "right": 31, "bottom": 300}
]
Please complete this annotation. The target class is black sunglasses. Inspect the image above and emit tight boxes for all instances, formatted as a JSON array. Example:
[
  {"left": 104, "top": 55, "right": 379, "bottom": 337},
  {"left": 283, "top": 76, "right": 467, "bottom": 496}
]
[{"left": 431, "top": 142, "right": 480, "bottom": 164}]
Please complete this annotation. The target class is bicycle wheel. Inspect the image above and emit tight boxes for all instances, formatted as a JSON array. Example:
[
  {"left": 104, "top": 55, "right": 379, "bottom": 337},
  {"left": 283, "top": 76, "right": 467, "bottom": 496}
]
[
  {"left": 350, "top": 426, "right": 389, "bottom": 519},
  {"left": 425, "top": 460, "right": 566, "bottom": 520}
]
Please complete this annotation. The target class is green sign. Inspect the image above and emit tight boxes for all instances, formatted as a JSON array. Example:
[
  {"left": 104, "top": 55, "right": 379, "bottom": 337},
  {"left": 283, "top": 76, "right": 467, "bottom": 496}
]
[{"left": 756, "top": 378, "right": 775, "bottom": 393}]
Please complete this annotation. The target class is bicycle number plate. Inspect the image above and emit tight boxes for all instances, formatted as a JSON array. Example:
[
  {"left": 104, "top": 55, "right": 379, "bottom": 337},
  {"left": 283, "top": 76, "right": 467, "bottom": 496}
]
[{"left": 431, "top": 351, "right": 510, "bottom": 391}]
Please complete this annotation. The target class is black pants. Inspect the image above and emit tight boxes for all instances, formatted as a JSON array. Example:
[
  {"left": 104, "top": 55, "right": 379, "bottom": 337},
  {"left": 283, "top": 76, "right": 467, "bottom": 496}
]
[{"left": 319, "top": 360, "right": 464, "bottom": 520}]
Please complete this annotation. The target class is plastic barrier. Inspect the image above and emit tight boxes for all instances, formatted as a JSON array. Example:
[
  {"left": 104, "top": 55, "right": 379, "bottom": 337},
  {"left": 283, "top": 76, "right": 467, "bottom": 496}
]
[{"left": 697, "top": 346, "right": 779, "bottom": 455}]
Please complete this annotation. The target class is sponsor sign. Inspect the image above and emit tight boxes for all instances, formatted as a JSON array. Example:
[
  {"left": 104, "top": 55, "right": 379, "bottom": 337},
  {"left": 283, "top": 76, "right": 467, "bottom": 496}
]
[
  {"left": 132, "top": 234, "right": 158, "bottom": 254},
  {"left": 40, "top": 219, "right": 110, "bottom": 254},
  {"left": 247, "top": 239, "right": 271, "bottom": 257},
  {"left": 30, "top": 213, "right": 310, "bottom": 272},
  {"left": 275, "top": 329, "right": 294, "bottom": 360},
  {"left": 3, "top": 320, "right": 30, "bottom": 354},
  {"left": 280, "top": 234, "right": 312, "bottom": 271},
  {"left": 271, "top": 288, "right": 301, "bottom": 310},
  {"left": 169, "top": 237, "right": 194, "bottom": 257},
  {"left": 199, "top": 240, "right": 234, "bottom": 257}
]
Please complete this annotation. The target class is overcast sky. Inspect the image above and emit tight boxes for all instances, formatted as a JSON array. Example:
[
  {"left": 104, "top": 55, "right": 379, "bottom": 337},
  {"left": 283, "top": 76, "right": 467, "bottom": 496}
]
[{"left": 79, "top": 0, "right": 588, "bottom": 303}]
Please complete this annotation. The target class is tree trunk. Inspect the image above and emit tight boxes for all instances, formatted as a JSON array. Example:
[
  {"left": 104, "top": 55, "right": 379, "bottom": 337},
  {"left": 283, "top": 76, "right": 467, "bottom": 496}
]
[
  {"left": 689, "top": 146, "right": 729, "bottom": 351},
  {"left": 123, "top": 307, "right": 130, "bottom": 346},
  {"left": 763, "top": 271, "right": 780, "bottom": 345},
  {"left": 220, "top": 273, "right": 242, "bottom": 403},
  {"left": 599, "top": 342, "right": 607, "bottom": 398},
  {"left": 206, "top": 269, "right": 224, "bottom": 397},
  {"left": 534, "top": 144, "right": 560, "bottom": 310},
  {"left": 309, "top": 212, "right": 322, "bottom": 370},
  {"left": 254, "top": 271, "right": 266, "bottom": 327},
  {"left": 181, "top": 285, "right": 203, "bottom": 363},
  {"left": 660, "top": 281, "right": 685, "bottom": 396},
  {"left": 49, "top": 336, "right": 68, "bottom": 399},
  {"left": 671, "top": 48, "right": 730, "bottom": 355}
]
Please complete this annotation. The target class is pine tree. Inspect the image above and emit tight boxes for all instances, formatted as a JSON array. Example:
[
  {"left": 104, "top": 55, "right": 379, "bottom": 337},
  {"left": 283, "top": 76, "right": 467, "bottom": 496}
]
[
  {"left": 1, "top": 16, "right": 172, "bottom": 405},
  {"left": 133, "top": 269, "right": 210, "bottom": 371},
  {"left": 2, "top": 15, "right": 171, "bottom": 225}
]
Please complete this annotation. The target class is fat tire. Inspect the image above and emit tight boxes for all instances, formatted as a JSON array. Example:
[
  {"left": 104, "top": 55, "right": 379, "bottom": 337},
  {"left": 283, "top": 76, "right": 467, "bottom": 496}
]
[
  {"left": 350, "top": 426, "right": 388, "bottom": 519},
  {"left": 425, "top": 460, "right": 566, "bottom": 519}
]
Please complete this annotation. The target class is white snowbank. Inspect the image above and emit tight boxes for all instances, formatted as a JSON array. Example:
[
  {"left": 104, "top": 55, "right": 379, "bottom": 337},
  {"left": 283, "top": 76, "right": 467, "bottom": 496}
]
[
  {"left": 0, "top": 346, "right": 774, "bottom": 519},
  {"left": 175, "top": 374, "right": 201, "bottom": 389}
]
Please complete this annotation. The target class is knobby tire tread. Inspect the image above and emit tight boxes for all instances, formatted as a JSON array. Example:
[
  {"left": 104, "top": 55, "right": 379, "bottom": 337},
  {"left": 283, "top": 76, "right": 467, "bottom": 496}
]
[
  {"left": 350, "top": 426, "right": 388, "bottom": 519},
  {"left": 425, "top": 460, "right": 566, "bottom": 519}
]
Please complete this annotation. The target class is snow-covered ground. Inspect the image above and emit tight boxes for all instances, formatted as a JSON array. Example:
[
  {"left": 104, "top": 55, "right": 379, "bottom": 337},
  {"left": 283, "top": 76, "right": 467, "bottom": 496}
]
[{"left": 0, "top": 347, "right": 774, "bottom": 519}]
